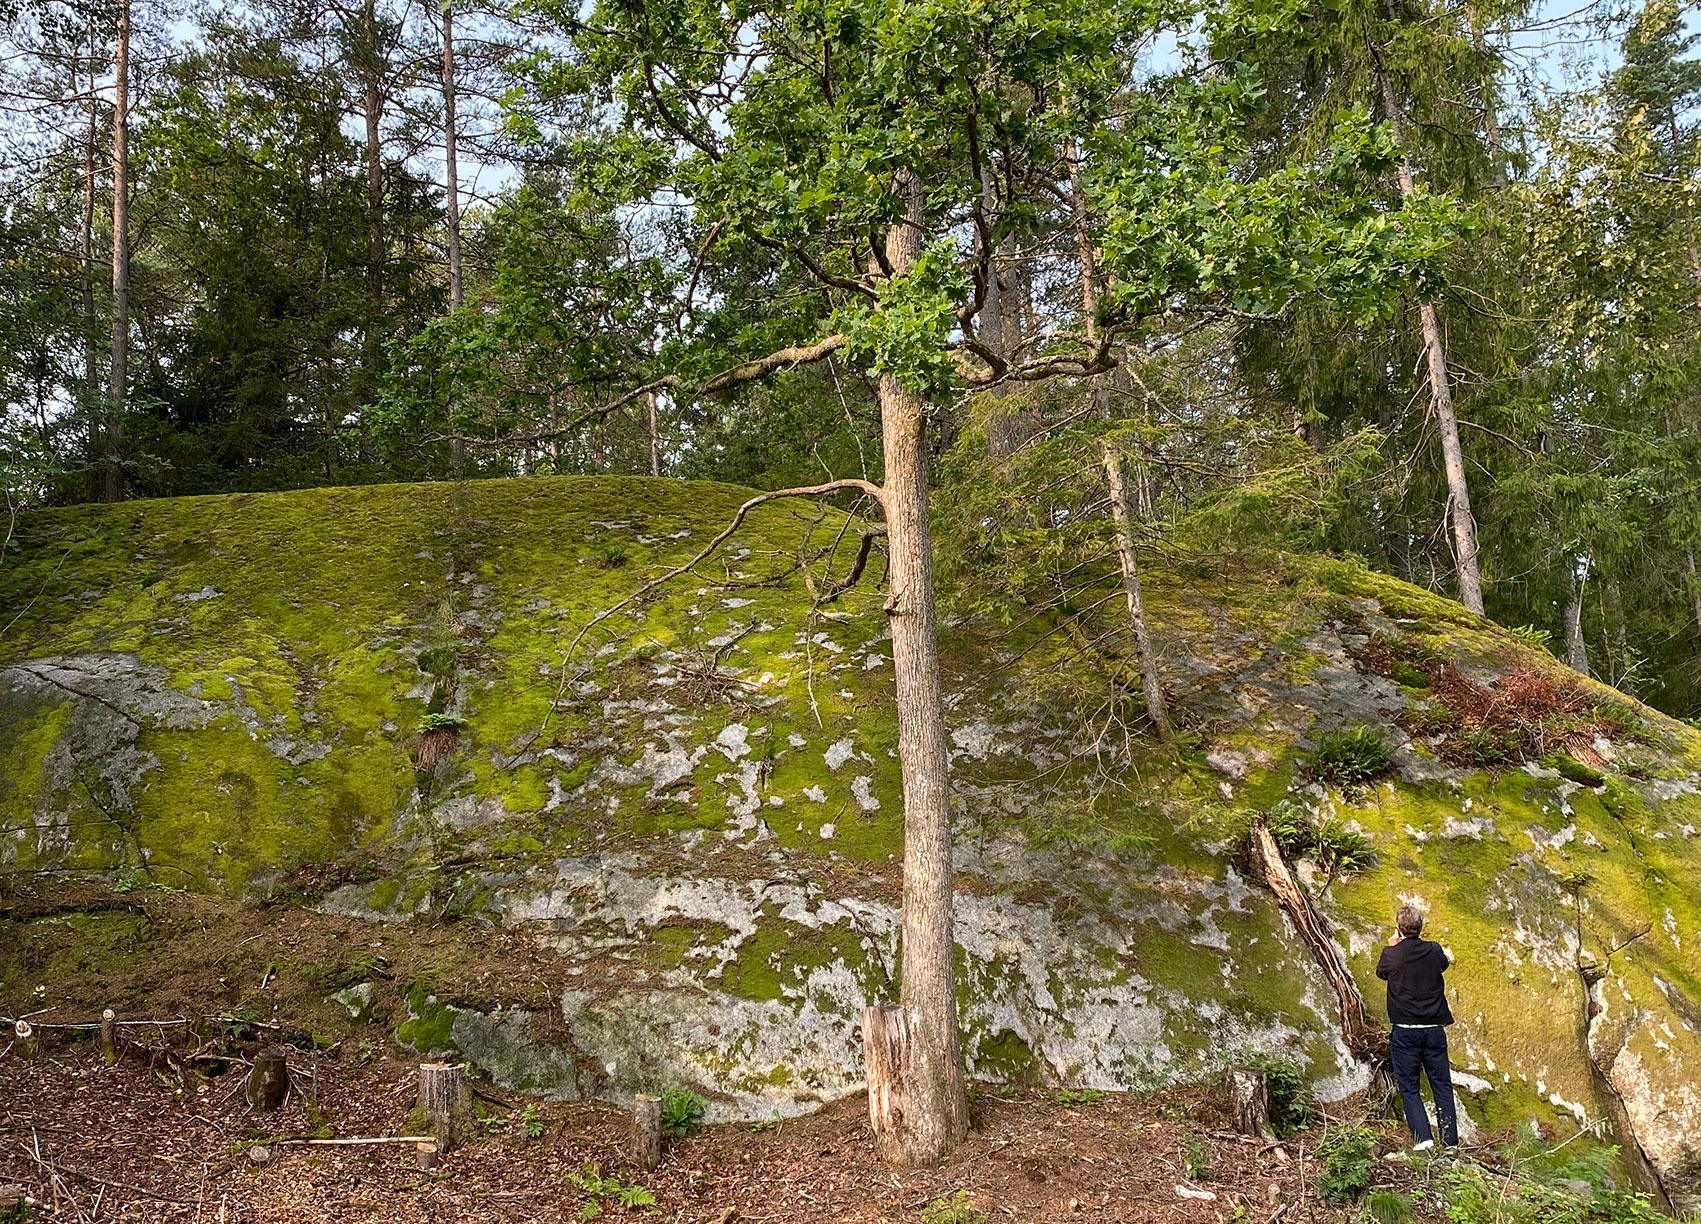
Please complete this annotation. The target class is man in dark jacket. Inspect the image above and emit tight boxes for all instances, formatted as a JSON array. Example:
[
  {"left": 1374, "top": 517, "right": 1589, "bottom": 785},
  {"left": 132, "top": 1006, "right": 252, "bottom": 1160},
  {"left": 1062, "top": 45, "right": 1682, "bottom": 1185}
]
[{"left": 1375, "top": 904, "right": 1458, "bottom": 1150}]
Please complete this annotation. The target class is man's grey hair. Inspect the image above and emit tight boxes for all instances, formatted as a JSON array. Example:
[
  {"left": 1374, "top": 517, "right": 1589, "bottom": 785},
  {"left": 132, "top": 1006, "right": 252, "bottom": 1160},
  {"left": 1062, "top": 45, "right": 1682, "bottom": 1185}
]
[{"left": 1396, "top": 905, "right": 1425, "bottom": 938}]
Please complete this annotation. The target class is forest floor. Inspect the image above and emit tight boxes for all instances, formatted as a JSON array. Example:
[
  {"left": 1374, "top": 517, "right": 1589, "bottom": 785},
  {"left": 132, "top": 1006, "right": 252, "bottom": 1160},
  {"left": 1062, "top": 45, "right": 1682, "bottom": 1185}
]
[{"left": 0, "top": 1042, "right": 1476, "bottom": 1224}]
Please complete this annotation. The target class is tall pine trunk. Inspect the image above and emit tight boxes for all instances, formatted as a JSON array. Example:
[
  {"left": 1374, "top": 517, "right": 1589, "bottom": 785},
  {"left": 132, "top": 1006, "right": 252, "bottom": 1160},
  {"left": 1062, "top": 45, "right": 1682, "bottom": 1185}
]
[
  {"left": 443, "top": 2, "right": 466, "bottom": 479},
  {"left": 869, "top": 170, "right": 968, "bottom": 1168},
  {"left": 82, "top": 69, "right": 99, "bottom": 484},
  {"left": 101, "top": 0, "right": 129, "bottom": 504},
  {"left": 1374, "top": 55, "right": 1485, "bottom": 615},
  {"left": 358, "top": 0, "right": 384, "bottom": 471}
]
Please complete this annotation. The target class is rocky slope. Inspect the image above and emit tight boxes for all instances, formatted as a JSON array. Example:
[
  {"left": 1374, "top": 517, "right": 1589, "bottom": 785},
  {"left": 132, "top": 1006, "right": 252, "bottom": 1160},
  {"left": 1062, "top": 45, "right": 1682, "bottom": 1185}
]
[{"left": 3, "top": 476, "right": 1699, "bottom": 1206}]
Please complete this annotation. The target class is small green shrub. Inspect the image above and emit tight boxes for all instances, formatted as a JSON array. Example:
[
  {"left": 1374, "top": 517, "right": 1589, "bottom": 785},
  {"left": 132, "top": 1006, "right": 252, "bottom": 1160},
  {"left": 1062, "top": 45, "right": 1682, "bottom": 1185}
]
[
  {"left": 1315, "top": 1127, "right": 1377, "bottom": 1204},
  {"left": 1184, "top": 1133, "right": 1214, "bottom": 1180},
  {"left": 1366, "top": 1188, "right": 1413, "bottom": 1224},
  {"left": 599, "top": 545, "right": 629, "bottom": 569},
  {"left": 1313, "top": 817, "right": 1377, "bottom": 881},
  {"left": 922, "top": 1190, "right": 988, "bottom": 1224},
  {"left": 1312, "top": 725, "right": 1395, "bottom": 789},
  {"left": 1510, "top": 624, "right": 1555, "bottom": 654},
  {"left": 416, "top": 711, "right": 467, "bottom": 735},
  {"left": 660, "top": 1086, "right": 707, "bottom": 1136},
  {"left": 1265, "top": 801, "right": 1314, "bottom": 856},
  {"left": 570, "top": 1164, "right": 656, "bottom": 1220},
  {"left": 1248, "top": 1056, "right": 1315, "bottom": 1136},
  {"left": 416, "top": 646, "right": 457, "bottom": 678},
  {"left": 523, "top": 1104, "right": 544, "bottom": 1139},
  {"left": 1056, "top": 1087, "right": 1105, "bottom": 1107},
  {"left": 1455, "top": 726, "right": 1517, "bottom": 767}
]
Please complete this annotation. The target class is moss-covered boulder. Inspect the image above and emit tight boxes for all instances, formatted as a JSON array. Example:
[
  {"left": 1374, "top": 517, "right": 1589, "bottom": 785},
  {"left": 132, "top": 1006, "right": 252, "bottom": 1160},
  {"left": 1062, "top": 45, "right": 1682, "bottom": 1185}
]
[{"left": 3, "top": 476, "right": 1699, "bottom": 1206}]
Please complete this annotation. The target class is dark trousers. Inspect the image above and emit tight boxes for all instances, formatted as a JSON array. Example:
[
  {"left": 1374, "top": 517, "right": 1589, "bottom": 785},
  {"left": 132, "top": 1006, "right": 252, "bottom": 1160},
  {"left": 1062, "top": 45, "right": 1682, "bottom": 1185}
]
[{"left": 1390, "top": 1025, "right": 1458, "bottom": 1146}]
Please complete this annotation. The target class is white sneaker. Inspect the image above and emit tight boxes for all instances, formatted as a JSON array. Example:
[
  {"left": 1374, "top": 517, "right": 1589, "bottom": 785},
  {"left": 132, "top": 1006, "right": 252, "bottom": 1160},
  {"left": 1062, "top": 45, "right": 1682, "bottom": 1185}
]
[{"left": 1413, "top": 1140, "right": 1435, "bottom": 1152}]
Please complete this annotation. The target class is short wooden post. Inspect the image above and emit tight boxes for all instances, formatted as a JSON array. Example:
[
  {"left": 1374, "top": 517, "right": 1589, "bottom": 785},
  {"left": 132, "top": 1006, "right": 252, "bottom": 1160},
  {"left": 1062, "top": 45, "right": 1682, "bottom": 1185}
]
[
  {"left": 100, "top": 1008, "right": 118, "bottom": 1064},
  {"left": 12, "top": 1020, "right": 36, "bottom": 1063},
  {"left": 416, "top": 1141, "right": 439, "bottom": 1172},
  {"left": 417, "top": 1062, "right": 471, "bottom": 1152},
  {"left": 245, "top": 1047, "right": 290, "bottom": 1111},
  {"left": 631, "top": 1094, "right": 663, "bottom": 1171},
  {"left": 1223, "top": 1066, "right": 1275, "bottom": 1141},
  {"left": 861, "top": 1003, "right": 909, "bottom": 1161}
]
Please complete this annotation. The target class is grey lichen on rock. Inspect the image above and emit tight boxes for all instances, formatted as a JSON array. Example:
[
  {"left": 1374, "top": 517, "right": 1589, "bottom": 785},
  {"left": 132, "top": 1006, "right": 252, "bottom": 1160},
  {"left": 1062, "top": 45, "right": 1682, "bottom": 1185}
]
[{"left": 4, "top": 476, "right": 1701, "bottom": 1207}]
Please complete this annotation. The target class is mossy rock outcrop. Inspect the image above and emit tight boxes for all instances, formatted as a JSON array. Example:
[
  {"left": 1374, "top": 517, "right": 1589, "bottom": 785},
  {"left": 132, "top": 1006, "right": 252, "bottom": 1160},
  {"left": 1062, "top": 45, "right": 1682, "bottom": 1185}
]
[{"left": 3, "top": 476, "right": 1700, "bottom": 1206}]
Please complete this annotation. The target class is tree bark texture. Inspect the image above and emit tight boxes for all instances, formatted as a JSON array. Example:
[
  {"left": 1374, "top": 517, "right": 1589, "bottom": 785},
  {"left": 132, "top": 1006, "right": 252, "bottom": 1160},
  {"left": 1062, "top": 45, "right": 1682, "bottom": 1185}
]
[
  {"left": 1563, "top": 559, "right": 1590, "bottom": 677},
  {"left": 1375, "top": 56, "right": 1484, "bottom": 615},
  {"left": 417, "top": 1061, "right": 472, "bottom": 1151},
  {"left": 1249, "top": 817, "right": 1386, "bottom": 1062},
  {"left": 359, "top": 0, "right": 384, "bottom": 469},
  {"left": 866, "top": 170, "right": 968, "bottom": 1167},
  {"left": 1222, "top": 1066, "right": 1275, "bottom": 1141},
  {"left": 102, "top": 0, "right": 130, "bottom": 504},
  {"left": 443, "top": 3, "right": 466, "bottom": 479},
  {"left": 631, "top": 1094, "right": 662, "bottom": 1170}
]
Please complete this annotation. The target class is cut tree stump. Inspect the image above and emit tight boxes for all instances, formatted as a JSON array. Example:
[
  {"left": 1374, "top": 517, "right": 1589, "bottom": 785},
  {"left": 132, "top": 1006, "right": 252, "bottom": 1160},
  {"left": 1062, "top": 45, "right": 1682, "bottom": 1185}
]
[
  {"left": 100, "top": 1008, "right": 118, "bottom": 1064},
  {"left": 417, "top": 1062, "right": 472, "bottom": 1152},
  {"left": 632, "top": 1094, "right": 662, "bottom": 1170},
  {"left": 245, "top": 1047, "right": 290, "bottom": 1111},
  {"left": 416, "top": 1141, "right": 439, "bottom": 1172},
  {"left": 1222, "top": 1066, "right": 1275, "bottom": 1141},
  {"left": 862, "top": 1003, "right": 911, "bottom": 1162}
]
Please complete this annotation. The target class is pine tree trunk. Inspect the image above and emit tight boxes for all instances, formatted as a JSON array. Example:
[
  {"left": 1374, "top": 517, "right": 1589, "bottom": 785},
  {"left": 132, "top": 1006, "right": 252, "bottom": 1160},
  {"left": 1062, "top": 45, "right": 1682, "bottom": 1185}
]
[
  {"left": 864, "top": 169, "right": 968, "bottom": 1168},
  {"left": 82, "top": 79, "right": 99, "bottom": 484},
  {"left": 1375, "top": 56, "right": 1484, "bottom": 615},
  {"left": 359, "top": 0, "right": 384, "bottom": 470},
  {"left": 443, "top": 3, "right": 466, "bottom": 479},
  {"left": 101, "top": 0, "right": 130, "bottom": 504}
]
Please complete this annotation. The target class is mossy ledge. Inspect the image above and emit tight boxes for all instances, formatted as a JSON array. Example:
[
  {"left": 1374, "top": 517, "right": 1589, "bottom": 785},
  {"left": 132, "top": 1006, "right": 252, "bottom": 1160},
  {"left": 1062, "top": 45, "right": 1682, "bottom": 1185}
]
[{"left": 3, "top": 476, "right": 1700, "bottom": 1207}]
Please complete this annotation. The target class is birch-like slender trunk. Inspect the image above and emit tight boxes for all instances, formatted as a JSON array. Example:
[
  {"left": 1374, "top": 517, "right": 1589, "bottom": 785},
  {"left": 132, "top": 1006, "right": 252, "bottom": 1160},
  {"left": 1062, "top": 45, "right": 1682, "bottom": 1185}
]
[
  {"left": 868, "top": 170, "right": 968, "bottom": 1168},
  {"left": 646, "top": 392, "right": 661, "bottom": 476},
  {"left": 443, "top": 2, "right": 466, "bottom": 479},
  {"left": 1068, "top": 142, "right": 1172, "bottom": 743},
  {"left": 101, "top": 0, "right": 130, "bottom": 504},
  {"left": 1374, "top": 56, "right": 1485, "bottom": 615},
  {"left": 1562, "top": 559, "right": 1590, "bottom": 677}
]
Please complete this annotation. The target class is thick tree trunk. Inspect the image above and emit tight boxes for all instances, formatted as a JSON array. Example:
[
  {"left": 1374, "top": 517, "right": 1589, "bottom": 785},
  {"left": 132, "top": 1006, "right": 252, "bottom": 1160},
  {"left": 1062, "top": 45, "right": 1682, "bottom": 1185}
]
[
  {"left": 443, "top": 3, "right": 466, "bottom": 479},
  {"left": 101, "top": 0, "right": 130, "bottom": 504},
  {"left": 1375, "top": 59, "right": 1484, "bottom": 615},
  {"left": 1562, "top": 559, "right": 1590, "bottom": 677},
  {"left": 864, "top": 171, "right": 968, "bottom": 1167}
]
